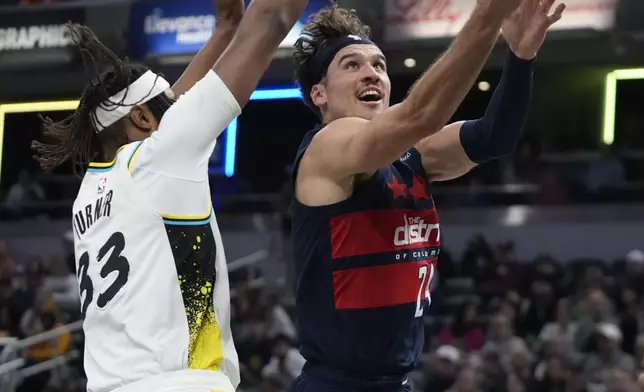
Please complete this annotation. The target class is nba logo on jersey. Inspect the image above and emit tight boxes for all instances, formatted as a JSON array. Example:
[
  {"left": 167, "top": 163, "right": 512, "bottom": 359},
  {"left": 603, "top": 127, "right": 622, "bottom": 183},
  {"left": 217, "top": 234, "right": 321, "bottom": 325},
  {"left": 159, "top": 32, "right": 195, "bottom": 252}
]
[
  {"left": 97, "top": 178, "right": 108, "bottom": 194},
  {"left": 348, "top": 35, "right": 362, "bottom": 41}
]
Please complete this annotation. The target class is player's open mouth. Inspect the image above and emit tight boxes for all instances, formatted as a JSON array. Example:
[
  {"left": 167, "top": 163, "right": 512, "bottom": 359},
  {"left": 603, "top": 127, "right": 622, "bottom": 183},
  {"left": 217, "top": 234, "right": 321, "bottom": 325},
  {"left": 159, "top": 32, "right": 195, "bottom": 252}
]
[{"left": 357, "top": 88, "right": 383, "bottom": 104}]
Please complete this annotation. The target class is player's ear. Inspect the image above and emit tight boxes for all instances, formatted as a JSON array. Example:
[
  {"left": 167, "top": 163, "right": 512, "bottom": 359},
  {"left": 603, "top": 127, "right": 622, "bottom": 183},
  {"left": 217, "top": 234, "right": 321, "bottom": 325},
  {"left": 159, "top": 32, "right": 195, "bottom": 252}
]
[
  {"left": 310, "top": 83, "right": 327, "bottom": 108},
  {"left": 128, "top": 105, "right": 157, "bottom": 134}
]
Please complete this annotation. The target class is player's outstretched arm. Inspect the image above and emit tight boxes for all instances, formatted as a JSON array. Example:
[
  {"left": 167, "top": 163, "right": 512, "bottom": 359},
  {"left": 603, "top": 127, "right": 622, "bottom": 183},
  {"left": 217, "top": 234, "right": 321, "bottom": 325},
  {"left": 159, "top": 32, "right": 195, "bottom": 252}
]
[
  {"left": 415, "top": 0, "right": 565, "bottom": 182},
  {"left": 213, "top": 0, "right": 310, "bottom": 107},
  {"left": 131, "top": 0, "right": 309, "bottom": 179},
  {"left": 305, "top": 0, "right": 519, "bottom": 179},
  {"left": 170, "top": 0, "right": 244, "bottom": 97}
]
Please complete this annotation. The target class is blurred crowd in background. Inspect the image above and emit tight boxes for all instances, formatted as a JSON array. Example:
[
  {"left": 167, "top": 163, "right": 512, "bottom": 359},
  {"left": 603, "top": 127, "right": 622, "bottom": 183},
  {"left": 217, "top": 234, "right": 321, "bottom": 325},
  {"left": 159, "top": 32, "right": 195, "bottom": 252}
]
[
  {"left": 2, "top": 136, "right": 642, "bottom": 222},
  {"left": 1, "top": 226, "right": 644, "bottom": 392}
]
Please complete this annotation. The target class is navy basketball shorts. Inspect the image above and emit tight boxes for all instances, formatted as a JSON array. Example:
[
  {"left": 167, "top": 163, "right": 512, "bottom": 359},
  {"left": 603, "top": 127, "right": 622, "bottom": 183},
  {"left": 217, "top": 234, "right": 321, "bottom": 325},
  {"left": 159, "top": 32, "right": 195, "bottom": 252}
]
[{"left": 289, "top": 364, "right": 412, "bottom": 392}]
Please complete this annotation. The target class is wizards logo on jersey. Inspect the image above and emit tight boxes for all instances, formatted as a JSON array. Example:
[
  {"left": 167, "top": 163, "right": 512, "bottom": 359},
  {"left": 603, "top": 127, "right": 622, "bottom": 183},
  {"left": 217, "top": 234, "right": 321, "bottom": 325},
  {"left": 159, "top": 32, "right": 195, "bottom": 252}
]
[
  {"left": 329, "top": 208, "right": 440, "bottom": 310},
  {"left": 327, "top": 159, "right": 440, "bottom": 311}
]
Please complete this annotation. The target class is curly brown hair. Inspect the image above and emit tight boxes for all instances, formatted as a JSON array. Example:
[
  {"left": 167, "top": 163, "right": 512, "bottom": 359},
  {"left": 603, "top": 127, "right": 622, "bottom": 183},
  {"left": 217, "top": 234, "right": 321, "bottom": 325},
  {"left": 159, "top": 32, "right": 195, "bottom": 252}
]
[{"left": 293, "top": 4, "right": 371, "bottom": 117}]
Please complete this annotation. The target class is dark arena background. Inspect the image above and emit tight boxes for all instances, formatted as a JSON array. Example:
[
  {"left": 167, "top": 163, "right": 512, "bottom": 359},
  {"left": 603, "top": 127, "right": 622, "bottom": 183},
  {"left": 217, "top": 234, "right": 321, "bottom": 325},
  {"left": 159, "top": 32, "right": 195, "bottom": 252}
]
[{"left": 1, "top": 0, "right": 644, "bottom": 391}]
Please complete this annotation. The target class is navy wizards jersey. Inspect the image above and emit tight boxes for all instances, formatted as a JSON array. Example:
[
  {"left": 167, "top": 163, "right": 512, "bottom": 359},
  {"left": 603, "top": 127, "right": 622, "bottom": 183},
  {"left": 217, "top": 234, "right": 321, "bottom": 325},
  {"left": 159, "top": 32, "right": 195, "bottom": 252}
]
[{"left": 291, "top": 126, "right": 440, "bottom": 377}]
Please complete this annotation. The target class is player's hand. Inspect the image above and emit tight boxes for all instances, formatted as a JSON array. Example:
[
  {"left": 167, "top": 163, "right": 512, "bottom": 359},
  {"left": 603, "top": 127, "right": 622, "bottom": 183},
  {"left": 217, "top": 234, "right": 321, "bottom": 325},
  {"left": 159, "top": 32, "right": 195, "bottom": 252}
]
[
  {"left": 212, "top": 0, "right": 244, "bottom": 25},
  {"left": 501, "top": 0, "right": 566, "bottom": 59}
]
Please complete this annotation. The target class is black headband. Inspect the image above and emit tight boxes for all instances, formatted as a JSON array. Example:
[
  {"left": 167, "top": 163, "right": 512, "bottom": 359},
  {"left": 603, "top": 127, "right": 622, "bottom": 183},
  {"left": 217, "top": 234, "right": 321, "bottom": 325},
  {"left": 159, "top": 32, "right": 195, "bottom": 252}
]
[{"left": 308, "top": 35, "right": 375, "bottom": 85}]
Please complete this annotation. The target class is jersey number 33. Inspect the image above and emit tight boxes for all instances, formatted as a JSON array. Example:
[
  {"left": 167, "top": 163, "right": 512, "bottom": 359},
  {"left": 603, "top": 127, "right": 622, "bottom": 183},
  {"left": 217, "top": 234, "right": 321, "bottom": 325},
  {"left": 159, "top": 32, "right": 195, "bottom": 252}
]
[{"left": 77, "top": 232, "right": 131, "bottom": 318}]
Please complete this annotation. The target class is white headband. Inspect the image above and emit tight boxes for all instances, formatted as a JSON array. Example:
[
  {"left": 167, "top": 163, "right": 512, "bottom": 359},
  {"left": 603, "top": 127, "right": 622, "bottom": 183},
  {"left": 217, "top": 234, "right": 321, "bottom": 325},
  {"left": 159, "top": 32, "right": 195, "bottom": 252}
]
[{"left": 92, "top": 70, "right": 173, "bottom": 133}]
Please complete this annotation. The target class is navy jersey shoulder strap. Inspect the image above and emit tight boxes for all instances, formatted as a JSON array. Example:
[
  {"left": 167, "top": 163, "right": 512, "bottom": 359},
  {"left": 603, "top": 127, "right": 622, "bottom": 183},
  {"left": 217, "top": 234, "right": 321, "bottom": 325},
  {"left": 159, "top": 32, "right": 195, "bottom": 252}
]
[
  {"left": 291, "top": 124, "right": 323, "bottom": 188},
  {"left": 400, "top": 148, "right": 429, "bottom": 179}
]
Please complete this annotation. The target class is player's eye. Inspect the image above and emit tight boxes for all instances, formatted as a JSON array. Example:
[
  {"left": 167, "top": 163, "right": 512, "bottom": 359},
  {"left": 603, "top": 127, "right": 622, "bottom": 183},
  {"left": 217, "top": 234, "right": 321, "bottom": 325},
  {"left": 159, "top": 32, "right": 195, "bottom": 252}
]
[
  {"left": 374, "top": 62, "right": 386, "bottom": 71},
  {"left": 345, "top": 61, "right": 359, "bottom": 70}
]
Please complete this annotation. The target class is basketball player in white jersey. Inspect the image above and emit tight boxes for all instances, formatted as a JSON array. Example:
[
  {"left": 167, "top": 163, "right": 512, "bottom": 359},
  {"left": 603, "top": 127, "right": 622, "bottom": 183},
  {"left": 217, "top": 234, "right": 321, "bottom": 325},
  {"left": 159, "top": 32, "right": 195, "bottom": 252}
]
[{"left": 30, "top": 0, "right": 311, "bottom": 391}]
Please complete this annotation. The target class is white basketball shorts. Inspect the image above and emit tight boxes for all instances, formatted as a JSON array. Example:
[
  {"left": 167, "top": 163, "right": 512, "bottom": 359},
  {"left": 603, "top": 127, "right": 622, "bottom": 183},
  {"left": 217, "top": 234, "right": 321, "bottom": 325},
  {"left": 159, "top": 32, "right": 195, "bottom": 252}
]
[{"left": 109, "top": 369, "right": 235, "bottom": 392}]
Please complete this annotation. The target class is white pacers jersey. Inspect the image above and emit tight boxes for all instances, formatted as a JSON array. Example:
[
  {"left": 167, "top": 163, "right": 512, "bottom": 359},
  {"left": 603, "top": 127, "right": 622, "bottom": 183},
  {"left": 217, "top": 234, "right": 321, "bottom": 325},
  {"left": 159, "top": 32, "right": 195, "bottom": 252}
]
[{"left": 72, "top": 70, "right": 241, "bottom": 392}]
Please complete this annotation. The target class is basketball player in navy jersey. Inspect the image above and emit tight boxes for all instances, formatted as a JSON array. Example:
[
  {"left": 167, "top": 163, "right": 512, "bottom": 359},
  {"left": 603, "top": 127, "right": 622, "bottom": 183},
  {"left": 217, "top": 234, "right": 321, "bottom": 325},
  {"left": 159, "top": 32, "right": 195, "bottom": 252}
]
[{"left": 289, "top": 0, "right": 565, "bottom": 391}]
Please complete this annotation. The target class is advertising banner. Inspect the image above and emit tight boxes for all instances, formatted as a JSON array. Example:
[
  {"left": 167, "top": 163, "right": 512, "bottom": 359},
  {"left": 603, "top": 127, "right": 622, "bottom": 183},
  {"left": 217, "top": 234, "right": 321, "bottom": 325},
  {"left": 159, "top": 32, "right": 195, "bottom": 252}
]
[
  {"left": 384, "top": 0, "right": 616, "bottom": 42},
  {"left": 129, "top": 0, "right": 329, "bottom": 58},
  {"left": 0, "top": 7, "right": 84, "bottom": 68}
]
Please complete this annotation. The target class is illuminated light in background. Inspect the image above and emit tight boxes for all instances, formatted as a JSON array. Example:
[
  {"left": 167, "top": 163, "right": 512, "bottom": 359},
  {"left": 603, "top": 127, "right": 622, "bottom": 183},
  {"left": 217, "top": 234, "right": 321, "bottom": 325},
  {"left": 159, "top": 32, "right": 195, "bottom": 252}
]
[
  {"left": 0, "top": 91, "right": 303, "bottom": 181},
  {"left": 0, "top": 100, "right": 79, "bottom": 185},
  {"left": 224, "top": 88, "right": 302, "bottom": 177},
  {"left": 404, "top": 58, "right": 416, "bottom": 68},
  {"left": 603, "top": 68, "right": 644, "bottom": 145},
  {"left": 478, "top": 81, "right": 490, "bottom": 92},
  {"left": 502, "top": 205, "right": 530, "bottom": 227}
]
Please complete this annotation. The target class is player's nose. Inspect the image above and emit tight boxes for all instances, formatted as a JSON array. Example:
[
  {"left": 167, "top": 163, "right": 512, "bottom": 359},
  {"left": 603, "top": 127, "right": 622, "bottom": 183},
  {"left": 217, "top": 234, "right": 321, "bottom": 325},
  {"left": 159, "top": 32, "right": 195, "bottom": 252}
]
[{"left": 360, "top": 64, "right": 382, "bottom": 83}]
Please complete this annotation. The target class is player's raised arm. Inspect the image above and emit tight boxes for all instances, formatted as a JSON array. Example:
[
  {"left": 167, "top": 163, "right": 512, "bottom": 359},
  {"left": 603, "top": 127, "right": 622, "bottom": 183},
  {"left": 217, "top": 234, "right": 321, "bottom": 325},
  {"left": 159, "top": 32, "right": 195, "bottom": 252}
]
[
  {"left": 131, "top": 0, "right": 310, "bottom": 178},
  {"left": 212, "top": 0, "right": 310, "bottom": 106},
  {"left": 415, "top": 0, "right": 565, "bottom": 181},
  {"left": 170, "top": 0, "right": 244, "bottom": 97},
  {"left": 302, "top": 0, "right": 520, "bottom": 179}
]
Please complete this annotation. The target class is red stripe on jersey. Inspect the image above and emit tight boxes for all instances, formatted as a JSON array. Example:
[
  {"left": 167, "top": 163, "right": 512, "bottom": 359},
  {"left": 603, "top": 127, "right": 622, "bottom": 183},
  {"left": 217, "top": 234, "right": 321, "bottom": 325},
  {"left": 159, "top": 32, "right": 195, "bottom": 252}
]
[
  {"left": 329, "top": 209, "right": 440, "bottom": 259},
  {"left": 333, "top": 259, "right": 437, "bottom": 309}
]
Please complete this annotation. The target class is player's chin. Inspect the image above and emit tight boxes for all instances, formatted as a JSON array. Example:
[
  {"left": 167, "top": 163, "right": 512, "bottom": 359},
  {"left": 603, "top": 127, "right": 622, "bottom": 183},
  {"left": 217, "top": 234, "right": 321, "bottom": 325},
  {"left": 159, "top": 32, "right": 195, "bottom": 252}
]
[{"left": 356, "top": 100, "right": 386, "bottom": 120}]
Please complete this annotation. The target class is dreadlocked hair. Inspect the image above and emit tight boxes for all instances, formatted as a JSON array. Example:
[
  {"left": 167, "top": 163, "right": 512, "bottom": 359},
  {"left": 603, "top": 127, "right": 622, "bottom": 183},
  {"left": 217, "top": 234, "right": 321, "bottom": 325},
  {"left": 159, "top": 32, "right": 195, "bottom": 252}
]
[
  {"left": 293, "top": 4, "right": 371, "bottom": 117},
  {"left": 32, "top": 23, "right": 173, "bottom": 176}
]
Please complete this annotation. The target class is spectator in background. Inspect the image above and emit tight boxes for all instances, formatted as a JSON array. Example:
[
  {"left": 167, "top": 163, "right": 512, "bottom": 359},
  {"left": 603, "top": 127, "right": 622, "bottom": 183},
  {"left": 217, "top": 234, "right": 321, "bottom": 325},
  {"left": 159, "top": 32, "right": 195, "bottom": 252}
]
[
  {"left": 4, "top": 170, "right": 45, "bottom": 214},
  {"left": 507, "top": 372, "right": 528, "bottom": 392},
  {"left": 531, "top": 168, "right": 570, "bottom": 205},
  {"left": 508, "top": 340, "right": 534, "bottom": 384},
  {"left": 461, "top": 235, "right": 494, "bottom": 281},
  {"left": 264, "top": 292, "right": 297, "bottom": 342},
  {"left": 605, "top": 369, "right": 638, "bottom": 392},
  {"left": 18, "top": 292, "right": 71, "bottom": 392},
  {"left": 532, "top": 255, "right": 564, "bottom": 293},
  {"left": 532, "top": 355, "right": 567, "bottom": 392},
  {"left": 616, "top": 288, "right": 640, "bottom": 357},
  {"left": 0, "top": 240, "right": 15, "bottom": 281},
  {"left": 508, "top": 137, "right": 542, "bottom": 184},
  {"left": 584, "top": 323, "right": 635, "bottom": 387},
  {"left": 584, "top": 145, "right": 625, "bottom": 199},
  {"left": 8, "top": 264, "right": 37, "bottom": 337},
  {"left": 439, "top": 302, "right": 485, "bottom": 352},
  {"left": 480, "top": 349, "right": 506, "bottom": 392},
  {"left": 237, "top": 316, "right": 273, "bottom": 387},
  {"left": 261, "top": 334, "right": 305, "bottom": 387},
  {"left": 479, "top": 242, "right": 520, "bottom": 300},
  {"left": 518, "top": 280, "right": 556, "bottom": 340},
  {"left": 0, "top": 279, "right": 13, "bottom": 336},
  {"left": 260, "top": 376, "right": 287, "bottom": 392},
  {"left": 46, "top": 233, "right": 80, "bottom": 315},
  {"left": 539, "top": 298, "right": 578, "bottom": 349},
  {"left": 565, "top": 360, "right": 588, "bottom": 392},
  {"left": 481, "top": 314, "right": 525, "bottom": 371},
  {"left": 423, "top": 345, "right": 462, "bottom": 392},
  {"left": 447, "top": 367, "right": 481, "bottom": 392},
  {"left": 618, "top": 249, "right": 644, "bottom": 297},
  {"left": 574, "top": 289, "right": 615, "bottom": 352}
]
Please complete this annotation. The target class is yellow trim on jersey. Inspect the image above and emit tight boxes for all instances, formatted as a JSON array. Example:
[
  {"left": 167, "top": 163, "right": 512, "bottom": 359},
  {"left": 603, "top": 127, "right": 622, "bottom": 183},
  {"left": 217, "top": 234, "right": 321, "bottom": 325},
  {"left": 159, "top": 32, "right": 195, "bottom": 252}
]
[
  {"left": 87, "top": 145, "right": 127, "bottom": 169},
  {"left": 127, "top": 141, "right": 144, "bottom": 173},
  {"left": 161, "top": 205, "right": 213, "bottom": 225}
]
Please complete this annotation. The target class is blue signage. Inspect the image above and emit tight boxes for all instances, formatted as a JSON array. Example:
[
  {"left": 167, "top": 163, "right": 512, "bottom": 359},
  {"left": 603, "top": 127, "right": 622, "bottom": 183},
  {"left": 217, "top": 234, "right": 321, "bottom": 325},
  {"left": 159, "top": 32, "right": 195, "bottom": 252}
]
[{"left": 130, "top": 0, "right": 329, "bottom": 58}]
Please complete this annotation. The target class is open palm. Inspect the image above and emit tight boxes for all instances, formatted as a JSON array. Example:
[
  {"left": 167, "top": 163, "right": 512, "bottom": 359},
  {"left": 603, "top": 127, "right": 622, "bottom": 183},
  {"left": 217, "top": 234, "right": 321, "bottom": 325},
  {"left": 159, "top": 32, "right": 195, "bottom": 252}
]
[{"left": 502, "top": 0, "right": 566, "bottom": 59}]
